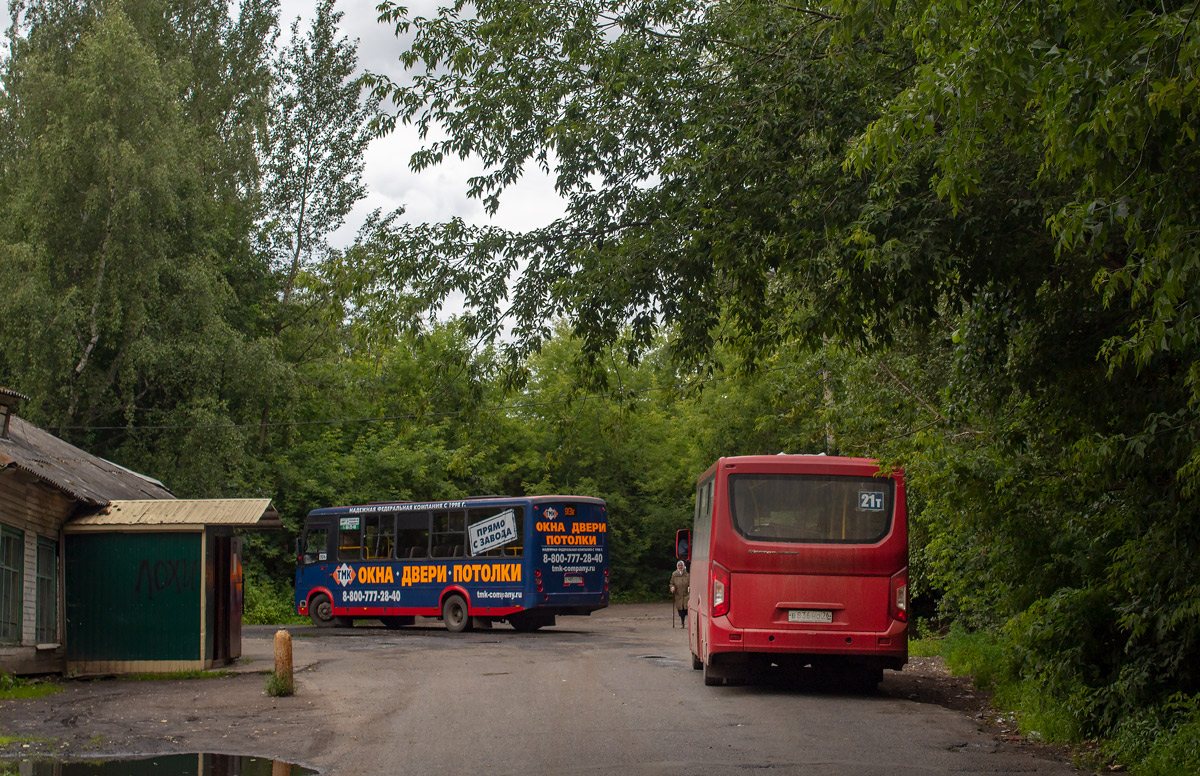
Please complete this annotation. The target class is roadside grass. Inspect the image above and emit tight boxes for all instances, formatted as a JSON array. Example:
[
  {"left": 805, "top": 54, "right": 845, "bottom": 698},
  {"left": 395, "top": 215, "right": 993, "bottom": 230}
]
[
  {"left": 264, "top": 672, "right": 294, "bottom": 697},
  {"left": 928, "top": 627, "right": 1200, "bottom": 776},
  {"left": 118, "top": 670, "right": 233, "bottom": 681},
  {"left": 0, "top": 673, "right": 62, "bottom": 700},
  {"left": 0, "top": 733, "right": 53, "bottom": 746},
  {"left": 907, "top": 637, "right": 941, "bottom": 658},
  {"left": 1104, "top": 694, "right": 1200, "bottom": 776}
]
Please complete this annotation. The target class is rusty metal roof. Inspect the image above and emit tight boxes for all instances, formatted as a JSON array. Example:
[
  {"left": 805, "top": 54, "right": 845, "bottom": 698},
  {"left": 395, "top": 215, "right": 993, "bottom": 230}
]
[
  {"left": 68, "top": 499, "right": 281, "bottom": 530},
  {"left": 0, "top": 388, "right": 30, "bottom": 406},
  {"left": 0, "top": 415, "right": 174, "bottom": 506}
]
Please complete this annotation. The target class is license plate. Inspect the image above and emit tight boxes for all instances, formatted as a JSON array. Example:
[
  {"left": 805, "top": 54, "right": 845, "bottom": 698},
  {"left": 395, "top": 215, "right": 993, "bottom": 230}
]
[
  {"left": 564, "top": 574, "right": 583, "bottom": 585},
  {"left": 788, "top": 609, "right": 832, "bottom": 624}
]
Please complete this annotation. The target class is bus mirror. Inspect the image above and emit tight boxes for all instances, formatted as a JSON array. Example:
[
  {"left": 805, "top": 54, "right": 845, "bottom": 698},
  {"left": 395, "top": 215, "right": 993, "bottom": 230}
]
[{"left": 676, "top": 529, "right": 691, "bottom": 561}]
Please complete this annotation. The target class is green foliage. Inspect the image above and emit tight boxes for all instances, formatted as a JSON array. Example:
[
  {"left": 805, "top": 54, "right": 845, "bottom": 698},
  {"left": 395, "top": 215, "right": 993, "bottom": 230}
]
[
  {"left": 118, "top": 670, "right": 233, "bottom": 681},
  {"left": 2, "top": 1, "right": 1197, "bottom": 771},
  {"left": 264, "top": 671, "right": 294, "bottom": 697},
  {"left": 244, "top": 572, "right": 305, "bottom": 626},
  {"left": 0, "top": 672, "right": 61, "bottom": 699},
  {"left": 1107, "top": 694, "right": 1200, "bottom": 776}
]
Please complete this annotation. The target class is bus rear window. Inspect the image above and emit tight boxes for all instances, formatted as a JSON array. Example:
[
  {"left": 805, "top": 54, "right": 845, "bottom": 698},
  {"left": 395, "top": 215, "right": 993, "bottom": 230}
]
[{"left": 729, "top": 474, "right": 893, "bottom": 544}]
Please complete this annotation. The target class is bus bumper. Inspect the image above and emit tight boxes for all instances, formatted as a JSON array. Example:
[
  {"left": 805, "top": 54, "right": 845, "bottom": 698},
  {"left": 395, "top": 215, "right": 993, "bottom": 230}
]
[{"left": 707, "top": 616, "right": 908, "bottom": 670}]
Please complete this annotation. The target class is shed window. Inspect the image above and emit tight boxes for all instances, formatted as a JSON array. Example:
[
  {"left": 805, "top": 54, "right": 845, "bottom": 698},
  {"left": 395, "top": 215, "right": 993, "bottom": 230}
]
[
  {"left": 0, "top": 525, "right": 23, "bottom": 643},
  {"left": 35, "top": 537, "right": 57, "bottom": 643}
]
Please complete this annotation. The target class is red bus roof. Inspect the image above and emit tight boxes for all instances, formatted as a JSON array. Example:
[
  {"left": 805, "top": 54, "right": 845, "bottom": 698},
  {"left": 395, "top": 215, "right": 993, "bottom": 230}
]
[{"left": 698, "top": 455, "right": 900, "bottom": 483}]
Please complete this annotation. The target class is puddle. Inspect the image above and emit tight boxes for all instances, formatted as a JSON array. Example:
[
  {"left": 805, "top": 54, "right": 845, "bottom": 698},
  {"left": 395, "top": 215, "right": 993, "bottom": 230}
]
[{"left": 8, "top": 753, "right": 316, "bottom": 775}]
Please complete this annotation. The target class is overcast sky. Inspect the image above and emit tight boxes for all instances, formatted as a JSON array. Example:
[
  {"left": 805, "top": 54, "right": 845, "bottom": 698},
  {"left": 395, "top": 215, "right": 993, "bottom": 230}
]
[{"left": 281, "top": 0, "right": 566, "bottom": 249}]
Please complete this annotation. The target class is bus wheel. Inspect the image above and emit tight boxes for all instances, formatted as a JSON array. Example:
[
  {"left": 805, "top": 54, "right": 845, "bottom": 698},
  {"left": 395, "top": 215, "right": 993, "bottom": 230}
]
[
  {"left": 442, "top": 594, "right": 472, "bottom": 633},
  {"left": 703, "top": 659, "right": 723, "bottom": 686},
  {"left": 381, "top": 616, "right": 414, "bottom": 629},
  {"left": 691, "top": 652, "right": 702, "bottom": 670},
  {"left": 310, "top": 593, "right": 337, "bottom": 628},
  {"left": 508, "top": 614, "right": 541, "bottom": 632},
  {"left": 848, "top": 667, "right": 883, "bottom": 693}
]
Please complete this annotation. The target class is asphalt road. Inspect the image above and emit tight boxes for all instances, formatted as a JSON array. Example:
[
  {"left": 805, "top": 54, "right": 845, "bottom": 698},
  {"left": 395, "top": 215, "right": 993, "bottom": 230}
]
[{"left": 258, "top": 604, "right": 1089, "bottom": 775}]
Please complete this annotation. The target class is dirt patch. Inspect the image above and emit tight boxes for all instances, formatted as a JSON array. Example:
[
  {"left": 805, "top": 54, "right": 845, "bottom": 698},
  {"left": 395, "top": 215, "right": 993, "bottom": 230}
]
[{"left": 884, "top": 655, "right": 1092, "bottom": 773}]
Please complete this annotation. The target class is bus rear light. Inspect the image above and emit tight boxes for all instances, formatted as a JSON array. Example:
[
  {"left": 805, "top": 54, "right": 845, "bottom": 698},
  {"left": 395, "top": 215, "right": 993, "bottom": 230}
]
[
  {"left": 890, "top": 571, "right": 908, "bottom": 623},
  {"left": 712, "top": 564, "right": 730, "bottom": 618}
]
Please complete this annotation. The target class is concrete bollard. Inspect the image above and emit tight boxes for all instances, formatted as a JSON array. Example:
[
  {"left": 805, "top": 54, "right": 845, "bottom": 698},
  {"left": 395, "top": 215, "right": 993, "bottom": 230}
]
[{"left": 273, "top": 629, "right": 294, "bottom": 695}]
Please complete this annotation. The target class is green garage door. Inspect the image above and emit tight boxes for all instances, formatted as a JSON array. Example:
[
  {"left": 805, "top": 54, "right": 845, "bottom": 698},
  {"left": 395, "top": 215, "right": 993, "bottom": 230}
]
[{"left": 66, "top": 532, "right": 201, "bottom": 662}]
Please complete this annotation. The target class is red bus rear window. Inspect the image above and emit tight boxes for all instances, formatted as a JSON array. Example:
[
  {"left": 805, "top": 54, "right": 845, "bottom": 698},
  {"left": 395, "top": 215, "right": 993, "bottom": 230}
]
[{"left": 729, "top": 474, "right": 893, "bottom": 544}]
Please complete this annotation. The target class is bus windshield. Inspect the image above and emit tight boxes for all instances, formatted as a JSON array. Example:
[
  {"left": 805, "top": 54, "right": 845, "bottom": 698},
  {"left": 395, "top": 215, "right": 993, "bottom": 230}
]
[{"left": 729, "top": 473, "right": 894, "bottom": 544}]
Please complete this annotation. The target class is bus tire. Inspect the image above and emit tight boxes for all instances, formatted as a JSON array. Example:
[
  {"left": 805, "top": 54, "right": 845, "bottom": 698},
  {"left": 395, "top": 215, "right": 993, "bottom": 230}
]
[
  {"left": 381, "top": 616, "right": 414, "bottom": 629},
  {"left": 691, "top": 652, "right": 702, "bottom": 670},
  {"left": 703, "top": 659, "right": 723, "bottom": 686},
  {"left": 851, "top": 667, "right": 883, "bottom": 692},
  {"left": 442, "top": 594, "right": 472, "bottom": 633},
  {"left": 508, "top": 616, "right": 541, "bottom": 632},
  {"left": 309, "top": 593, "right": 337, "bottom": 628}
]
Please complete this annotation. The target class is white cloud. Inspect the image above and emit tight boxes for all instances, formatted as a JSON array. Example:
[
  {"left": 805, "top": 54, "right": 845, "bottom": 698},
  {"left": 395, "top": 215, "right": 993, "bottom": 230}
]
[{"left": 282, "top": 0, "right": 567, "bottom": 246}]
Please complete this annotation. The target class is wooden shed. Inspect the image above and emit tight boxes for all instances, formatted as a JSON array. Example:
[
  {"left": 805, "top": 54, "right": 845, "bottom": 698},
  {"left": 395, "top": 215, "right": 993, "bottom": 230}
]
[
  {"left": 0, "top": 388, "right": 279, "bottom": 675},
  {"left": 64, "top": 499, "right": 279, "bottom": 674}
]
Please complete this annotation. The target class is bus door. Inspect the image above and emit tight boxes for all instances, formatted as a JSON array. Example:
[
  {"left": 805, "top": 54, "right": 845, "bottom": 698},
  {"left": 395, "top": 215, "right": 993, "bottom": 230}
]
[{"left": 295, "top": 521, "right": 332, "bottom": 615}]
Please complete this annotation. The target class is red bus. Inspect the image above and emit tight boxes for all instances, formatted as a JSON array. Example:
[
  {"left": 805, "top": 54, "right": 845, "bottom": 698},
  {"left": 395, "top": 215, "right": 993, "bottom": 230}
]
[{"left": 677, "top": 455, "right": 908, "bottom": 687}]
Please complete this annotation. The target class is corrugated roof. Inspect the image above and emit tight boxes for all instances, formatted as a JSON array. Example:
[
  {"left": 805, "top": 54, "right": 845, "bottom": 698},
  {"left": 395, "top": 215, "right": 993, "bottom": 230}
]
[
  {"left": 70, "top": 499, "right": 281, "bottom": 529},
  {"left": 0, "top": 388, "right": 31, "bottom": 405},
  {"left": 0, "top": 416, "right": 174, "bottom": 505}
]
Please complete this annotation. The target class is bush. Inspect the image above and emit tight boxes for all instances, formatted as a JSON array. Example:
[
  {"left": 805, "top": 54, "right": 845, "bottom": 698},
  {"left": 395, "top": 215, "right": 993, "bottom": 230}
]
[
  {"left": 936, "top": 623, "right": 1200, "bottom": 775},
  {"left": 1106, "top": 694, "right": 1200, "bottom": 776},
  {"left": 264, "top": 671, "right": 294, "bottom": 697},
  {"left": 0, "top": 672, "right": 61, "bottom": 699},
  {"left": 244, "top": 573, "right": 305, "bottom": 625},
  {"left": 939, "top": 625, "right": 1016, "bottom": 693}
]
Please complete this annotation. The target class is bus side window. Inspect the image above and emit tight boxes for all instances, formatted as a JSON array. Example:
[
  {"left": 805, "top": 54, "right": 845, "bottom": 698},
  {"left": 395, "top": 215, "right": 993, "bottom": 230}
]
[
  {"left": 432, "top": 510, "right": 466, "bottom": 557},
  {"left": 396, "top": 512, "right": 430, "bottom": 559},
  {"left": 468, "top": 506, "right": 524, "bottom": 558},
  {"left": 338, "top": 523, "right": 361, "bottom": 560},
  {"left": 303, "top": 528, "right": 329, "bottom": 564},
  {"left": 363, "top": 514, "right": 396, "bottom": 559}
]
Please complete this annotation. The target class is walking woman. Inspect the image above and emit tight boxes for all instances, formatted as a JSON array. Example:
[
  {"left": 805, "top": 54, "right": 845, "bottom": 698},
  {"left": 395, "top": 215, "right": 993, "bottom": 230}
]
[{"left": 669, "top": 560, "right": 689, "bottom": 627}]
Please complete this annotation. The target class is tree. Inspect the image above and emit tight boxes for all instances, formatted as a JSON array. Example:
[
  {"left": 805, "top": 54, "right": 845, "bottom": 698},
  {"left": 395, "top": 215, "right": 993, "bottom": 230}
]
[
  {"left": 363, "top": 0, "right": 1200, "bottom": 751},
  {"left": 0, "top": 0, "right": 285, "bottom": 495},
  {"left": 263, "top": 0, "right": 380, "bottom": 309},
  {"left": 363, "top": 0, "right": 910, "bottom": 369}
]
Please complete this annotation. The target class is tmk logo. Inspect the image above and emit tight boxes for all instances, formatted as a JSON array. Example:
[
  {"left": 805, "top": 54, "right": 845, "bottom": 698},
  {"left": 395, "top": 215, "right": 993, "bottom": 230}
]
[
  {"left": 334, "top": 563, "right": 355, "bottom": 587},
  {"left": 544, "top": 507, "right": 558, "bottom": 520}
]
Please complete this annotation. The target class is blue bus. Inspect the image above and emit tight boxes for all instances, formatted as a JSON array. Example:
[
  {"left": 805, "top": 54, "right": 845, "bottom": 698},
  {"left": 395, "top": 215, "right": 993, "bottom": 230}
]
[{"left": 295, "top": 495, "right": 609, "bottom": 632}]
